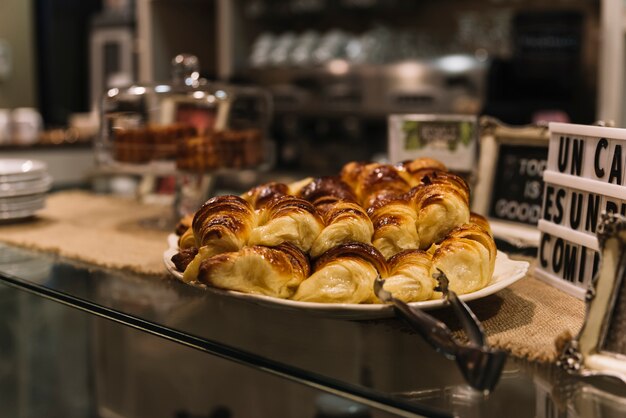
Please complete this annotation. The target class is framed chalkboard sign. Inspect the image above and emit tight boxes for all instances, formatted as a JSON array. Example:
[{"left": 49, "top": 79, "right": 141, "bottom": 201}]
[{"left": 473, "top": 116, "right": 549, "bottom": 246}]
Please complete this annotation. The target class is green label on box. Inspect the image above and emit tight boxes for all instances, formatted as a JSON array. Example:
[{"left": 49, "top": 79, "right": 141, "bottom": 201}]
[{"left": 402, "top": 120, "right": 475, "bottom": 151}]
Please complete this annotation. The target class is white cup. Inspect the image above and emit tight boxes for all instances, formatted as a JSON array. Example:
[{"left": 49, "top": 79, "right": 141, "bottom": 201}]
[{"left": 11, "top": 107, "right": 42, "bottom": 145}]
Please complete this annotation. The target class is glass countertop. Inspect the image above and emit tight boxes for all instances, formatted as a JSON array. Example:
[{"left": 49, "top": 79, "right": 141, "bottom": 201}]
[{"left": 0, "top": 242, "right": 625, "bottom": 418}]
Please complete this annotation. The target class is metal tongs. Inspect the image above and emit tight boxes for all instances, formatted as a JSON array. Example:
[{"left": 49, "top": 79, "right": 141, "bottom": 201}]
[{"left": 374, "top": 270, "right": 507, "bottom": 392}]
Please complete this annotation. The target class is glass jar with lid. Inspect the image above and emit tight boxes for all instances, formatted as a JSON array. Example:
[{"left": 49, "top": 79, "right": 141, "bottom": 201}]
[
  {"left": 96, "top": 54, "right": 272, "bottom": 218},
  {"left": 97, "top": 54, "right": 272, "bottom": 173}
]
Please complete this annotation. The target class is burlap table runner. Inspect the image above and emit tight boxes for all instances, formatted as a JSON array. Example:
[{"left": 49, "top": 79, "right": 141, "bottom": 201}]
[
  {"left": 0, "top": 191, "right": 584, "bottom": 362},
  {"left": 0, "top": 190, "right": 170, "bottom": 276}
]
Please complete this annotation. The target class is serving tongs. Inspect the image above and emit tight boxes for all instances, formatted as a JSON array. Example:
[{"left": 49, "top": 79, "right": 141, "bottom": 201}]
[{"left": 373, "top": 270, "right": 507, "bottom": 392}]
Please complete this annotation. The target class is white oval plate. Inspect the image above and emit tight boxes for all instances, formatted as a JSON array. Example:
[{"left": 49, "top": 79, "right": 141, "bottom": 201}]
[
  {"left": 0, "top": 194, "right": 46, "bottom": 211},
  {"left": 163, "top": 243, "right": 529, "bottom": 320},
  {"left": 0, "top": 159, "right": 48, "bottom": 182},
  {"left": 0, "top": 175, "right": 52, "bottom": 198}
]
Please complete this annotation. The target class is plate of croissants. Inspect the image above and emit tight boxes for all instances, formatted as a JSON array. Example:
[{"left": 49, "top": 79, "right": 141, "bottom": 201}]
[{"left": 164, "top": 158, "right": 529, "bottom": 319}]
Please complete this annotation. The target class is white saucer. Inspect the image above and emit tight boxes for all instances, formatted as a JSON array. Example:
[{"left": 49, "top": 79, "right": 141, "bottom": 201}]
[{"left": 0, "top": 159, "right": 48, "bottom": 182}]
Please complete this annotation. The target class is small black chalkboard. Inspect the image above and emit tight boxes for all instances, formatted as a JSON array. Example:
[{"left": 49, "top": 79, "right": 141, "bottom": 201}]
[{"left": 488, "top": 144, "right": 548, "bottom": 226}]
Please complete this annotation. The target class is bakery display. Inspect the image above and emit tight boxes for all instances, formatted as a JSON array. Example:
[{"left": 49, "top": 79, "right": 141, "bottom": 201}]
[
  {"left": 170, "top": 157, "right": 497, "bottom": 304},
  {"left": 111, "top": 124, "right": 264, "bottom": 170}
]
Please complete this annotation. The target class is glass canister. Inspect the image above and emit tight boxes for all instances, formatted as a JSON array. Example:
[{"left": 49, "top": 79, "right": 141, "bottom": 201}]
[
  {"left": 97, "top": 54, "right": 272, "bottom": 173},
  {"left": 96, "top": 54, "right": 272, "bottom": 218}
]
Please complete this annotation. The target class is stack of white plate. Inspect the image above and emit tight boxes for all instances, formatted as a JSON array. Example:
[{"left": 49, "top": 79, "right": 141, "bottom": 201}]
[{"left": 0, "top": 159, "right": 52, "bottom": 220}]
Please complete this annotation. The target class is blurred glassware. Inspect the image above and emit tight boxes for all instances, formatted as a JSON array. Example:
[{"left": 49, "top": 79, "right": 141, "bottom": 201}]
[
  {"left": 249, "top": 32, "right": 276, "bottom": 68},
  {"left": 269, "top": 32, "right": 298, "bottom": 66},
  {"left": 290, "top": 31, "right": 320, "bottom": 66},
  {"left": 312, "top": 30, "right": 349, "bottom": 64},
  {"left": 289, "top": 0, "right": 325, "bottom": 14}
]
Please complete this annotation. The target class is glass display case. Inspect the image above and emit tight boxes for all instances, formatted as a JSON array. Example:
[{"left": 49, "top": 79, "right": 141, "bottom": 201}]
[{"left": 1, "top": 242, "right": 626, "bottom": 418}]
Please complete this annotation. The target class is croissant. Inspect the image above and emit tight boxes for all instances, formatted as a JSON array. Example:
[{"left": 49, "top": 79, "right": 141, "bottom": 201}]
[
  {"left": 470, "top": 212, "right": 493, "bottom": 237},
  {"left": 352, "top": 163, "right": 412, "bottom": 208},
  {"left": 178, "top": 226, "right": 196, "bottom": 250},
  {"left": 418, "top": 170, "right": 470, "bottom": 206},
  {"left": 430, "top": 223, "right": 496, "bottom": 295},
  {"left": 182, "top": 195, "right": 257, "bottom": 282},
  {"left": 241, "top": 182, "right": 290, "bottom": 209},
  {"left": 171, "top": 247, "right": 198, "bottom": 272},
  {"left": 309, "top": 200, "right": 374, "bottom": 258},
  {"left": 287, "top": 177, "right": 314, "bottom": 196},
  {"left": 198, "top": 243, "right": 310, "bottom": 298},
  {"left": 384, "top": 250, "right": 435, "bottom": 302},
  {"left": 293, "top": 243, "right": 387, "bottom": 303},
  {"left": 368, "top": 198, "right": 420, "bottom": 259},
  {"left": 297, "top": 176, "right": 357, "bottom": 204},
  {"left": 192, "top": 195, "right": 257, "bottom": 252},
  {"left": 175, "top": 214, "right": 194, "bottom": 236},
  {"left": 339, "top": 161, "right": 368, "bottom": 193},
  {"left": 248, "top": 195, "right": 324, "bottom": 252},
  {"left": 410, "top": 174, "right": 470, "bottom": 249},
  {"left": 395, "top": 158, "right": 447, "bottom": 187}
]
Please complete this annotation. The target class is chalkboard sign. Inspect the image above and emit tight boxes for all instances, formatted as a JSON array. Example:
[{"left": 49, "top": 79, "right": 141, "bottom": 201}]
[
  {"left": 472, "top": 116, "right": 549, "bottom": 246},
  {"left": 488, "top": 144, "right": 548, "bottom": 225}
]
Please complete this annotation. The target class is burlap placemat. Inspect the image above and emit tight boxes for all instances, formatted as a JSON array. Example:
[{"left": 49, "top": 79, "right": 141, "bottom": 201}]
[
  {"left": 0, "top": 191, "right": 585, "bottom": 362},
  {"left": 0, "top": 190, "right": 171, "bottom": 276}
]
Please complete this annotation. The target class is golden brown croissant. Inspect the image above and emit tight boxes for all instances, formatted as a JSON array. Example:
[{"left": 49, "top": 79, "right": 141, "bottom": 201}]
[
  {"left": 182, "top": 195, "right": 257, "bottom": 282},
  {"left": 353, "top": 163, "right": 412, "bottom": 208},
  {"left": 409, "top": 173, "right": 470, "bottom": 249},
  {"left": 241, "top": 182, "right": 290, "bottom": 209},
  {"left": 430, "top": 223, "right": 496, "bottom": 295},
  {"left": 339, "top": 161, "right": 368, "bottom": 193},
  {"left": 384, "top": 250, "right": 435, "bottom": 302},
  {"left": 198, "top": 243, "right": 310, "bottom": 298},
  {"left": 193, "top": 195, "right": 257, "bottom": 253},
  {"left": 287, "top": 177, "right": 314, "bottom": 196},
  {"left": 297, "top": 176, "right": 357, "bottom": 204},
  {"left": 309, "top": 200, "right": 374, "bottom": 258},
  {"left": 248, "top": 195, "right": 324, "bottom": 252},
  {"left": 178, "top": 227, "right": 196, "bottom": 250},
  {"left": 175, "top": 214, "right": 194, "bottom": 236},
  {"left": 293, "top": 243, "right": 387, "bottom": 303},
  {"left": 171, "top": 247, "right": 198, "bottom": 272},
  {"left": 470, "top": 212, "right": 493, "bottom": 237},
  {"left": 367, "top": 197, "right": 420, "bottom": 259},
  {"left": 417, "top": 170, "right": 470, "bottom": 206},
  {"left": 395, "top": 158, "right": 447, "bottom": 187}
]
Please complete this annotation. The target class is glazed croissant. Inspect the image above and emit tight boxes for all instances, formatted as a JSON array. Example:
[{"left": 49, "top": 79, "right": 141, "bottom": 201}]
[
  {"left": 298, "top": 176, "right": 357, "bottom": 204},
  {"left": 181, "top": 195, "right": 257, "bottom": 282},
  {"left": 309, "top": 200, "right": 374, "bottom": 258},
  {"left": 367, "top": 197, "right": 419, "bottom": 259},
  {"left": 198, "top": 243, "right": 310, "bottom": 298},
  {"left": 192, "top": 195, "right": 257, "bottom": 253},
  {"left": 178, "top": 226, "right": 196, "bottom": 250},
  {"left": 410, "top": 171, "right": 470, "bottom": 249},
  {"left": 384, "top": 250, "right": 435, "bottom": 302},
  {"left": 395, "top": 158, "right": 447, "bottom": 187},
  {"left": 430, "top": 222, "right": 496, "bottom": 295},
  {"left": 339, "top": 161, "right": 368, "bottom": 193},
  {"left": 293, "top": 243, "right": 388, "bottom": 303},
  {"left": 248, "top": 195, "right": 324, "bottom": 253},
  {"left": 241, "top": 182, "right": 290, "bottom": 209},
  {"left": 351, "top": 163, "right": 412, "bottom": 208}
]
